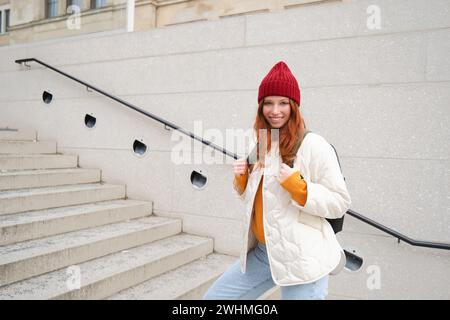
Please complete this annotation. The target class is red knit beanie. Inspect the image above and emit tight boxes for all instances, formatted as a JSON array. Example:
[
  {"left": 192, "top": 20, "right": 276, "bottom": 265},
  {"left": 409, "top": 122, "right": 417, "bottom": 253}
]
[{"left": 257, "top": 61, "right": 301, "bottom": 106}]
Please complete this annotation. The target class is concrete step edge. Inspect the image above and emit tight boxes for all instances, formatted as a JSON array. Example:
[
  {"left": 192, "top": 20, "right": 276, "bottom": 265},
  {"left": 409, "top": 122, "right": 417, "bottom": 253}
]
[
  {"left": 0, "top": 216, "right": 182, "bottom": 286},
  {"left": 0, "top": 199, "right": 153, "bottom": 245},
  {"left": 0, "top": 128, "right": 36, "bottom": 141},
  {"left": 0, "top": 168, "right": 100, "bottom": 177},
  {"left": 0, "top": 183, "right": 126, "bottom": 216},
  {"left": 0, "top": 168, "right": 101, "bottom": 191},
  {"left": 0, "top": 183, "right": 125, "bottom": 199},
  {"left": 107, "top": 253, "right": 237, "bottom": 300},
  {"left": 0, "top": 233, "right": 213, "bottom": 300}
]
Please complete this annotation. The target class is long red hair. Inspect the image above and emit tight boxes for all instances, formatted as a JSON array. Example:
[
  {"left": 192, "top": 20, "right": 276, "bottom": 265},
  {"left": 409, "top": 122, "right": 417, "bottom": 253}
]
[{"left": 249, "top": 98, "right": 306, "bottom": 172}]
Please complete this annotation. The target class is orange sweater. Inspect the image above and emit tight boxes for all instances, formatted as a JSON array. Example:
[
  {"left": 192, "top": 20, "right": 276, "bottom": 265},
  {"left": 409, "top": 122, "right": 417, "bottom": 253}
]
[{"left": 234, "top": 169, "right": 308, "bottom": 244}]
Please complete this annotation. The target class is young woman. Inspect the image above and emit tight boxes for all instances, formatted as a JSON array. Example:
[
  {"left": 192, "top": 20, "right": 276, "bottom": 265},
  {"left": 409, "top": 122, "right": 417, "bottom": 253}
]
[{"left": 203, "top": 61, "right": 351, "bottom": 300}]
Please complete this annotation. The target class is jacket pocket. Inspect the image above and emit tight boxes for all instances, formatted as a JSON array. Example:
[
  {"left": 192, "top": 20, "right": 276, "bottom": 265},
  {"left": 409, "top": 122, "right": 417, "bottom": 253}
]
[{"left": 297, "top": 211, "right": 323, "bottom": 232}]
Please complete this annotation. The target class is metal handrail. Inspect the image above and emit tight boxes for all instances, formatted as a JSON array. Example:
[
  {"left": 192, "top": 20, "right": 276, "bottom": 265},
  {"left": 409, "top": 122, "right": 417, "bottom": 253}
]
[{"left": 14, "top": 57, "right": 450, "bottom": 251}]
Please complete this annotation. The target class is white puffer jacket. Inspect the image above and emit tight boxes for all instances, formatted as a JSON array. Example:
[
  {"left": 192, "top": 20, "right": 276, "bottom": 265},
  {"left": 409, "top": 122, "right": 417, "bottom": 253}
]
[{"left": 234, "top": 132, "right": 351, "bottom": 285}]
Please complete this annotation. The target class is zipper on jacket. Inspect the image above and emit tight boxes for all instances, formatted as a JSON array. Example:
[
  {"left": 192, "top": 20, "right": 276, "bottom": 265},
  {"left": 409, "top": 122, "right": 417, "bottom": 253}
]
[{"left": 261, "top": 172, "right": 279, "bottom": 284}]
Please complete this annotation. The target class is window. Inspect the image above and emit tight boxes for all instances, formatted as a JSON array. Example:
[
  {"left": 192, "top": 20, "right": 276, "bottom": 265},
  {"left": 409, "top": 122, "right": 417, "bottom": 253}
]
[
  {"left": 67, "top": 0, "right": 82, "bottom": 10},
  {"left": 0, "top": 5, "right": 10, "bottom": 34},
  {"left": 90, "top": 0, "right": 107, "bottom": 9},
  {"left": 46, "top": 0, "right": 58, "bottom": 18},
  {"left": 5, "top": 9, "right": 9, "bottom": 32}
]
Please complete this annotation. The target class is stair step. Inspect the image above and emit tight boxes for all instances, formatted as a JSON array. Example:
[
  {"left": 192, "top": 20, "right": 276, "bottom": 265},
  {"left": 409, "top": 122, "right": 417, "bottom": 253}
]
[
  {"left": 0, "top": 154, "right": 78, "bottom": 170},
  {"left": 0, "top": 128, "right": 36, "bottom": 141},
  {"left": 0, "top": 183, "right": 126, "bottom": 215},
  {"left": 0, "top": 141, "right": 56, "bottom": 154},
  {"left": 0, "top": 199, "right": 153, "bottom": 245},
  {"left": 0, "top": 168, "right": 101, "bottom": 191},
  {"left": 0, "top": 216, "right": 182, "bottom": 286},
  {"left": 0, "top": 233, "right": 212, "bottom": 299},
  {"left": 108, "top": 253, "right": 237, "bottom": 300}
]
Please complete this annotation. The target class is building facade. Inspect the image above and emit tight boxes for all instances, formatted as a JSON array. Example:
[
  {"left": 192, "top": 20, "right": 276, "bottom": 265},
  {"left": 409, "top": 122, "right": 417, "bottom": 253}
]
[{"left": 0, "top": 0, "right": 329, "bottom": 46}]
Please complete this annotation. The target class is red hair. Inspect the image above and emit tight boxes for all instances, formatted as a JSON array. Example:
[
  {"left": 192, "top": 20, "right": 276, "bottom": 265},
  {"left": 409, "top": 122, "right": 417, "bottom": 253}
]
[{"left": 249, "top": 98, "right": 306, "bottom": 172}]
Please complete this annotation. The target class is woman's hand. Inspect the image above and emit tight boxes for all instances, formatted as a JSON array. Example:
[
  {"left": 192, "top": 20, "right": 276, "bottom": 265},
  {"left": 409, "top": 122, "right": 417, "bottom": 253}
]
[
  {"left": 278, "top": 163, "right": 296, "bottom": 183},
  {"left": 233, "top": 158, "right": 248, "bottom": 176}
]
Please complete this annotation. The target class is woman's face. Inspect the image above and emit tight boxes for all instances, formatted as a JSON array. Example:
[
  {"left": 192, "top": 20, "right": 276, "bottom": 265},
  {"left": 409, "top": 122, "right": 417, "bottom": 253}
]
[{"left": 262, "top": 96, "right": 291, "bottom": 128}]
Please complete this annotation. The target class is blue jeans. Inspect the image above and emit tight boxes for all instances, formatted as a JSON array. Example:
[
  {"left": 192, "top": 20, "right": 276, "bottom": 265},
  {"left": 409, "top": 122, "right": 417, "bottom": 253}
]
[{"left": 203, "top": 242, "right": 329, "bottom": 300}]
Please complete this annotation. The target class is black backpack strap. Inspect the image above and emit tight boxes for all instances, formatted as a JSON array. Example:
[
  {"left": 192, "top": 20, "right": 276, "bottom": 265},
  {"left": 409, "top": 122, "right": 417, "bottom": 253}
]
[
  {"left": 329, "top": 143, "right": 345, "bottom": 181},
  {"left": 246, "top": 143, "right": 257, "bottom": 166},
  {"left": 297, "top": 131, "right": 343, "bottom": 177},
  {"left": 289, "top": 129, "right": 311, "bottom": 167},
  {"left": 299, "top": 129, "right": 312, "bottom": 149}
]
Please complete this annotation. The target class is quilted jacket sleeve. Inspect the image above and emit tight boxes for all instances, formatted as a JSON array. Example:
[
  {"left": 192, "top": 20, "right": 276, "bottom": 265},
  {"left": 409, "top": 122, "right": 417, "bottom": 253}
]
[
  {"left": 290, "top": 138, "right": 351, "bottom": 219},
  {"left": 280, "top": 171, "right": 308, "bottom": 206}
]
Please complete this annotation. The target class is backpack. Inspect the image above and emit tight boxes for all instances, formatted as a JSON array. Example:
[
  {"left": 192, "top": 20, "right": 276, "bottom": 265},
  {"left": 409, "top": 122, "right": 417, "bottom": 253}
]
[
  {"left": 292, "top": 130, "right": 345, "bottom": 234},
  {"left": 246, "top": 130, "right": 345, "bottom": 234}
]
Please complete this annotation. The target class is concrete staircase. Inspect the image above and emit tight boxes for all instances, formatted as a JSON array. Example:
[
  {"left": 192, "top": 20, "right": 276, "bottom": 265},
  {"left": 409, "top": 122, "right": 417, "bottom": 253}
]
[{"left": 0, "top": 128, "right": 236, "bottom": 299}]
